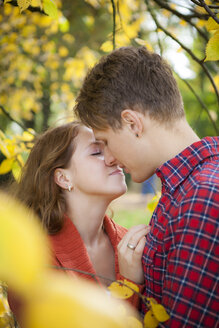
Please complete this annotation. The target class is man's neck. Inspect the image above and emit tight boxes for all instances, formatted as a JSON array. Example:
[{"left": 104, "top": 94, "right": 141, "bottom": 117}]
[
  {"left": 142, "top": 118, "right": 200, "bottom": 170},
  {"left": 159, "top": 120, "right": 200, "bottom": 165}
]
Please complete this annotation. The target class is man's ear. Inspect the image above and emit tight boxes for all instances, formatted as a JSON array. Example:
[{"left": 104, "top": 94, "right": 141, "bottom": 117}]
[
  {"left": 121, "top": 109, "right": 143, "bottom": 136},
  {"left": 54, "top": 168, "right": 70, "bottom": 190}
]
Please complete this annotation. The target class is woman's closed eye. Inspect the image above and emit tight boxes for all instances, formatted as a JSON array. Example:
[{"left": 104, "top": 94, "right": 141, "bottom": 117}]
[
  {"left": 91, "top": 146, "right": 103, "bottom": 156},
  {"left": 91, "top": 151, "right": 102, "bottom": 156},
  {"left": 89, "top": 142, "right": 104, "bottom": 156}
]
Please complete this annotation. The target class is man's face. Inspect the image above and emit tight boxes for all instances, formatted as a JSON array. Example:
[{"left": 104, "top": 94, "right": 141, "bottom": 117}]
[{"left": 93, "top": 126, "right": 156, "bottom": 183}]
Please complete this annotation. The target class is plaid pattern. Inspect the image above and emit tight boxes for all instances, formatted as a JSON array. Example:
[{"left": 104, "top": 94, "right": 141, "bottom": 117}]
[{"left": 142, "top": 137, "right": 219, "bottom": 327}]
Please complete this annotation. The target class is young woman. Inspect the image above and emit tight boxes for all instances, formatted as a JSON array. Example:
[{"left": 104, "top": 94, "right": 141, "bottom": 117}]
[{"left": 10, "top": 121, "right": 149, "bottom": 312}]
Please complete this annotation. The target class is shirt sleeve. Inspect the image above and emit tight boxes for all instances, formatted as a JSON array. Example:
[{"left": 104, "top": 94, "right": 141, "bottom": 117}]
[{"left": 162, "top": 184, "right": 219, "bottom": 327}]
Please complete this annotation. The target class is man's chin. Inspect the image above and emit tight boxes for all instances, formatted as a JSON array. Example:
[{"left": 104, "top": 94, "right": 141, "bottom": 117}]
[
  {"left": 131, "top": 173, "right": 153, "bottom": 184},
  {"left": 130, "top": 174, "right": 145, "bottom": 184}
]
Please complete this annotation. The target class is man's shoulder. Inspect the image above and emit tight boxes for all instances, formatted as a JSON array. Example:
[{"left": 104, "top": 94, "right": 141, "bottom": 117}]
[
  {"left": 197, "top": 155, "right": 219, "bottom": 184},
  {"left": 182, "top": 154, "right": 219, "bottom": 192}
]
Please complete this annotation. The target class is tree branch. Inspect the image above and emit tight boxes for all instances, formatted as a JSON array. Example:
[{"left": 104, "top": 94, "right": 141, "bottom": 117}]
[
  {"left": 190, "top": 0, "right": 219, "bottom": 10},
  {"left": 154, "top": 0, "right": 209, "bottom": 19},
  {"left": 53, "top": 265, "right": 149, "bottom": 306},
  {"left": 145, "top": 0, "right": 219, "bottom": 104},
  {"left": 0, "top": 105, "right": 29, "bottom": 132},
  {"left": 199, "top": 0, "right": 219, "bottom": 24},
  {"left": 110, "top": 0, "right": 116, "bottom": 50},
  {"left": 153, "top": 0, "right": 208, "bottom": 41},
  {"left": 156, "top": 27, "right": 163, "bottom": 56},
  {"left": 3, "top": 0, "right": 46, "bottom": 14},
  {"left": 175, "top": 73, "right": 219, "bottom": 135}
]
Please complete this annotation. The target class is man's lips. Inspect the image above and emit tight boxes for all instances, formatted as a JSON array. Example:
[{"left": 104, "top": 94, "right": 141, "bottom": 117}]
[{"left": 109, "top": 168, "right": 124, "bottom": 176}]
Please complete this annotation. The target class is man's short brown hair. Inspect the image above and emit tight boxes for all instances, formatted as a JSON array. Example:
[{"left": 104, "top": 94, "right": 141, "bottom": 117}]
[{"left": 74, "top": 46, "right": 185, "bottom": 130}]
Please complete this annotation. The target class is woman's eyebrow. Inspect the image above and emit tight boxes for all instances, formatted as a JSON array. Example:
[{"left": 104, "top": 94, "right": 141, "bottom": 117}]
[
  {"left": 91, "top": 140, "right": 104, "bottom": 146},
  {"left": 86, "top": 140, "right": 104, "bottom": 149}
]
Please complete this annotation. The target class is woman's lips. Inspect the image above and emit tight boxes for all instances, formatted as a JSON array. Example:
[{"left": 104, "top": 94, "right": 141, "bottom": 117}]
[{"left": 109, "top": 169, "right": 124, "bottom": 176}]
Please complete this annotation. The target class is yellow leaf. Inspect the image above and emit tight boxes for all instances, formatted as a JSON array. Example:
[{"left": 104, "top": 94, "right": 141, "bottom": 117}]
[
  {"left": 177, "top": 47, "right": 183, "bottom": 53},
  {"left": 0, "top": 314, "right": 13, "bottom": 328},
  {"left": 12, "top": 160, "right": 22, "bottom": 181},
  {"left": 169, "top": 3, "right": 176, "bottom": 10},
  {"left": 85, "top": 0, "right": 100, "bottom": 8},
  {"left": 151, "top": 303, "right": 170, "bottom": 322},
  {"left": 83, "top": 15, "right": 94, "bottom": 28},
  {"left": 205, "top": 31, "right": 219, "bottom": 61},
  {"left": 195, "top": 5, "right": 207, "bottom": 14},
  {"left": 143, "top": 310, "right": 159, "bottom": 328},
  {"left": 24, "top": 273, "right": 132, "bottom": 328},
  {"left": 135, "top": 38, "right": 153, "bottom": 51},
  {"left": 125, "top": 280, "right": 139, "bottom": 293},
  {"left": 17, "top": 131, "right": 35, "bottom": 142},
  {"left": 0, "top": 130, "right": 5, "bottom": 139},
  {"left": 162, "top": 9, "right": 171, "bottom": 18},
  {"left": 62, "top": 33, "right": 75, "bottom": 44},
  {"left": 127, "top": 316, "right": 143, "bottom": 328},
  {"left": 100, "top": 40, "right": 113, "bottom": 53},
  {"left": 214, "top": 75, "right": 219, "bottom": 89},
  {"left": 0, "top": 141, "right": 16, "bottom": 158},
  {"left": 43, "top": 0, "right": 58, "bottom": 19},
  {"left": 0, "top": 192, "right": 50, "bottom": 296},
  {"left": 196, "top": 20, "right": 206, "bottom": 28},
  {"left": 209, "top": 74, "right": 219, "bottom": 92},
  {"left": 31, "top": 0, "right": 43, "bottom": 9},
  {"left": 108, "top": 280, "right": 139, "bottom": 299},
  {"left": 58, "top": 16, "right": 70, "bottom": 33},
  {"left": 17, "top": 154, "right": 25, "bottom": 166},
  {"left": 17, "top": 0, "right": 31, "bottom": 12},
  {"left": 58, "top": 46, "right": 69, "bottom": 57},
  {"left": 0, "top": 158, "right": 14, "bottom": 174},
  {"left": 179, "top": 20, "right": 186, "bottom": 26},
  {"left": 0, "top": 294, "right": 9, "bottom": 316},
  {"left": 146, "top": 193, "right": 161, "bottom": 213},
  {"left": 205, "top": 16, "right": 219, "bottom": 31}
]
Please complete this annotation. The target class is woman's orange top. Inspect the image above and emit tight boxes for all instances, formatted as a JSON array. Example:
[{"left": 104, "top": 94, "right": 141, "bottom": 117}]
[{"left": 49, "top": 214, "right": 144, "bottom": 309}]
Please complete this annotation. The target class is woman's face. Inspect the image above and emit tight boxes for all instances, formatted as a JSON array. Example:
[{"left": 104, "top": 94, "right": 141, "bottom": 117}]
[{"left": 65, "top": 126, "right": 127, "bottom": 199}]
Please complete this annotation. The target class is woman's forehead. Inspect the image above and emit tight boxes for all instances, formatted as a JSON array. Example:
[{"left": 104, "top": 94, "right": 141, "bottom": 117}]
[{"left": 76, "top": 126, "right": 103, "bottom": 150}]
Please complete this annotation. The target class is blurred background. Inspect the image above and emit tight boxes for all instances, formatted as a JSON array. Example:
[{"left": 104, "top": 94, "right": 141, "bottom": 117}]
[{"left": 0, "top": 0, "right": 218, "bottom": 227}]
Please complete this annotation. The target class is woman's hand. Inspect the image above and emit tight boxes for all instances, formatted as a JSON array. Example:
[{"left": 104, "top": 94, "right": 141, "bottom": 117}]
[{"left": 117, "top": 224, "right": 150, "bottom": 284}]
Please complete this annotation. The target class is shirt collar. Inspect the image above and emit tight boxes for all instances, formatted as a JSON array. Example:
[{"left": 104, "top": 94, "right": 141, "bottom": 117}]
[{"left": 156, "top": 136, "right": 219, "bottom": 194}]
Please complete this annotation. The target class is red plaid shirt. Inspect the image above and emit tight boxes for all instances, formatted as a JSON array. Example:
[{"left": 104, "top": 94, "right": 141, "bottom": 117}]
[{"left": 142, "top": 137, "right": 219, "bottom": 327}]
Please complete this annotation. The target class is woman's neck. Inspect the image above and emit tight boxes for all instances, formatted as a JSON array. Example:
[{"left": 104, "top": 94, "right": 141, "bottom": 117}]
[{"left": 65, "top": 192, "right": 110, "bottom": 247}]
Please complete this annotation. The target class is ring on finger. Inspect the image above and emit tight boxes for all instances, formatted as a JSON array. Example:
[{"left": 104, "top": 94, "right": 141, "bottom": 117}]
[{"left": 127, "top": 243, "right": 136, "bottom": 250}]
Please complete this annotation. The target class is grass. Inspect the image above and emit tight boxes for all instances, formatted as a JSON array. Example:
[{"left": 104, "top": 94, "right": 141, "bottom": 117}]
[{"left": 108, "top": 208, "right": 152, "bottom": 229}]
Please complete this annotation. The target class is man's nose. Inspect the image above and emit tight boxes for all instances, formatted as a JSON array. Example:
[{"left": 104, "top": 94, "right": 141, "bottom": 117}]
[{"left": 104, "top": 147, "right": 117, "bottom": 166}]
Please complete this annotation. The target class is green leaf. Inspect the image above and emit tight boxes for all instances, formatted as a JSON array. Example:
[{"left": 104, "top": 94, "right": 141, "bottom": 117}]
[
  {"left": 205, "top": 31, "right": 219, "bottom": 62},
  {"left": 59, "top": 16, "right": 70, "bottom": 33},
  {"left": 12, "top": 160, "right": 21, "bottom": 181},
  {"left": 43, "top": 0, "right": 58, "bottom": 19}
]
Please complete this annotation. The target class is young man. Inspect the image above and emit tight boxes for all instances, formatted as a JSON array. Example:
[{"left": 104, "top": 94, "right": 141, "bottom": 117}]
[{"left": 74, "top": 46, "right": 219, "bottom": 327}]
